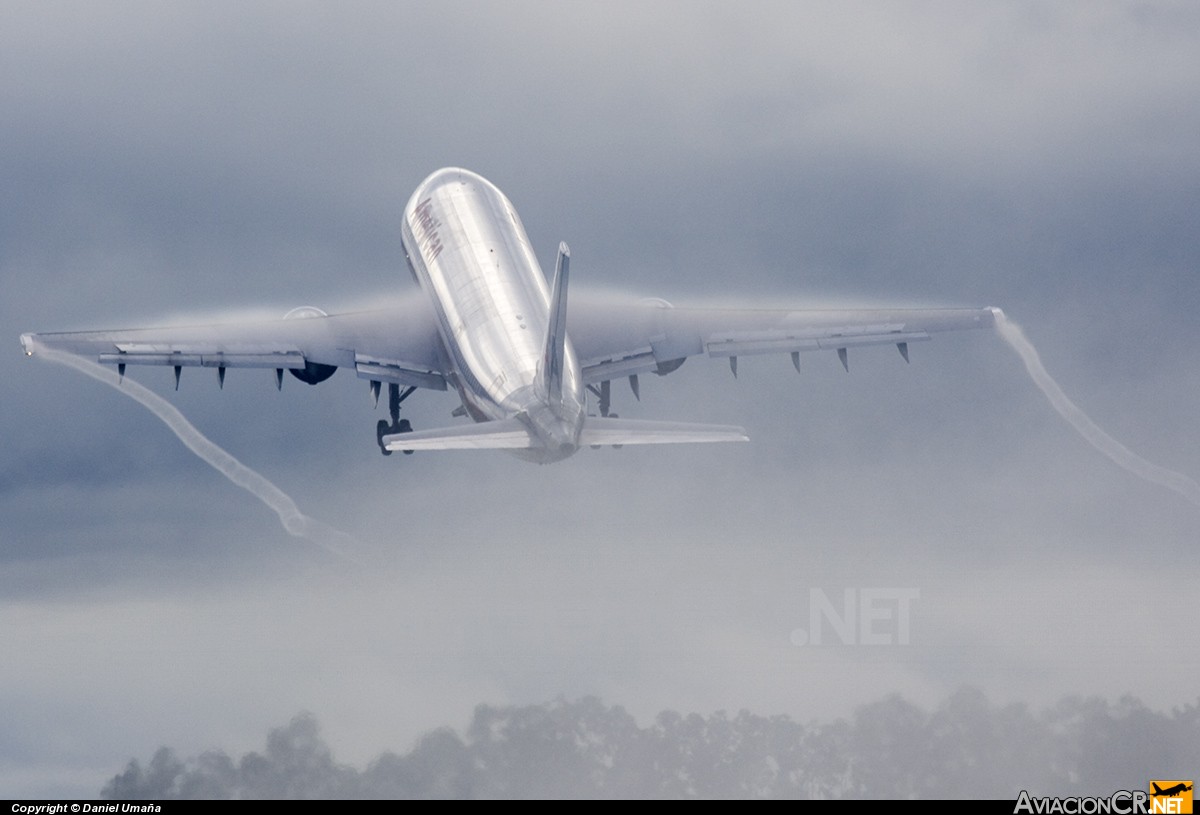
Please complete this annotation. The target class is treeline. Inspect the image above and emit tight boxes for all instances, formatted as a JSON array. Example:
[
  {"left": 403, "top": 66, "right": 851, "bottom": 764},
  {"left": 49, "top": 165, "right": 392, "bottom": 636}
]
[{"left": 104, "top": 689, "right": 1200, "bottom": 799}]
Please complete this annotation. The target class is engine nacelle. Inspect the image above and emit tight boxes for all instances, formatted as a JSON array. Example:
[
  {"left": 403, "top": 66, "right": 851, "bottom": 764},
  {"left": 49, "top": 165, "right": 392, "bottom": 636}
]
[
  {"left": 289, "top": 360, "right": 337, "bottom": 385},
  {"left": 284, "top": 306, "right": 337, "bottom": 385},
  {"left": 637, "top": 298, "right": 685, "bottom": 376},
  {"left": 283, "top": 306, "right": 329, "bottom": 320}
]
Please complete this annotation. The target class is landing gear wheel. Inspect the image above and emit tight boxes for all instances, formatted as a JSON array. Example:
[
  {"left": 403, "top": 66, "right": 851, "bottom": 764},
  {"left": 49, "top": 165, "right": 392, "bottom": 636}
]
[
  {"left": 376, "top": 419, "right": 392, "bottom": 456},
  {"left": 609, "top": 413, "right": 622, "bottom": 449},
  {"left": 398, "top": 419, "right": 414, "bottom": 455}
]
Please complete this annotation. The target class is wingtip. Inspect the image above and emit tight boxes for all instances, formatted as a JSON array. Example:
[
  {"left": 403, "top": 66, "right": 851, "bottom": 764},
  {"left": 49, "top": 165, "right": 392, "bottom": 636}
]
[{"left": 20, "top": 333, "right": 34, "bottom": 356}]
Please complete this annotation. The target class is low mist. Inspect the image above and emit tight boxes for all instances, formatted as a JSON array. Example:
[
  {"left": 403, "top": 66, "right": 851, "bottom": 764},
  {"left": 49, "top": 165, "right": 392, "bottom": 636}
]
[{"left": 103, "top": 690, "right": 1200, "bottom": 800}]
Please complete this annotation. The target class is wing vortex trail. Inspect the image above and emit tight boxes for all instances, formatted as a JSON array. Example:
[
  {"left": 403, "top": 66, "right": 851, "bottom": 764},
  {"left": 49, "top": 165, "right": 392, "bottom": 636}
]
[
  {"left": 994, "top": 310, "right": 1200, "bottom": 509},
  {"left": 29, "top": 340, "right": 361, "bottom": 559}
]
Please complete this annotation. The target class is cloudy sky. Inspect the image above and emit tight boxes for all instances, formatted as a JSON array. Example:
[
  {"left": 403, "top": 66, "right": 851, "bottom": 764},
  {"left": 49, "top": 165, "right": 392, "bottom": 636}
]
[{"left": 3, "top": 0, "right": 1198, "bottom": 797}]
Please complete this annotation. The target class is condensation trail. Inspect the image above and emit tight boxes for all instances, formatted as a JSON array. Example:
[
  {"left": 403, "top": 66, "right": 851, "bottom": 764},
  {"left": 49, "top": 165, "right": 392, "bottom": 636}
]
[
  {"left": 28, "top": 340, "right": 361, "bottom": 559},
  {"left": 994, "top": 310, "right": 1200, "bottom": 509}
]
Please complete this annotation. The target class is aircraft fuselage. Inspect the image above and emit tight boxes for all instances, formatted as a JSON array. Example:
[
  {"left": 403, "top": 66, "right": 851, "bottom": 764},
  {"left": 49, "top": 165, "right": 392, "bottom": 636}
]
[{"left": 399, "top": 168, "right": 585, "bottom": 462}]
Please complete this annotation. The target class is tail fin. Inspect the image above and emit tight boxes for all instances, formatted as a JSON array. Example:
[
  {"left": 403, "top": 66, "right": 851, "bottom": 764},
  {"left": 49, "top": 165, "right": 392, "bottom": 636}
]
[{"left": 540, "top": 242, "right": 570, "bottom": 402}]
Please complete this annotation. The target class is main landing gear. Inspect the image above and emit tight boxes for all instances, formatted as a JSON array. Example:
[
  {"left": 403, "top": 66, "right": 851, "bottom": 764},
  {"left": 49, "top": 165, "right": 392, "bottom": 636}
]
[
  {"left": 587, "top": 377, "right": 637, "bottom": 420},
  {"left": 586, "top": 377, "right": 638, "bottom": 449},
  {"left": 375, "top": 382, "right": 416, "bottom": 456}
]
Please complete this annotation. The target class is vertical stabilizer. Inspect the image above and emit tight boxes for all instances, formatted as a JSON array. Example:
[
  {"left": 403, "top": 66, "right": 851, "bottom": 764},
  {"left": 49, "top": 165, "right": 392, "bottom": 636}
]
[{"left": 541, "top": 242, "right": 570, "bottom": 402}]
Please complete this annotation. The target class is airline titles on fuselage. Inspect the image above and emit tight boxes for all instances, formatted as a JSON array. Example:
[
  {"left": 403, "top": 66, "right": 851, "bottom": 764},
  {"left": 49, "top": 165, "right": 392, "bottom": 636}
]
[{"left": 410, "top": 197, "right": 445, "bottom": 261}]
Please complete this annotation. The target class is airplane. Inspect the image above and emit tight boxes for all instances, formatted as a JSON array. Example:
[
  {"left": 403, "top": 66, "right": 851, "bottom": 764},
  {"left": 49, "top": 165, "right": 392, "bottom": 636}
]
[
  {"left": 1152, "top": 783, "right": 1193, "bottom": 798},
  {"left": 20, "top": 167, "right": 999, "bottom": 464}
]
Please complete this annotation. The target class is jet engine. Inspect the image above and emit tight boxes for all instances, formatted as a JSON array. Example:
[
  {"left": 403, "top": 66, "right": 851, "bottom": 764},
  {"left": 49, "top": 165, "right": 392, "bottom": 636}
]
[
  {"left": 283, "top": 306, "right": 337, "bottom": 385},
  {"left": 638, "top": 298, "right": 685, "bottom": 375}
]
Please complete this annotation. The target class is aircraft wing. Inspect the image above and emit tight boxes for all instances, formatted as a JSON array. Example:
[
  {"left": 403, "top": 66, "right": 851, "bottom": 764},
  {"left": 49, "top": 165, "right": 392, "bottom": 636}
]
[
  {"left": 20, "top": 297, "right": 450, "bottom": 392},
  {"left": 569, "top": 296, "right": 999, "bottom": 382}
]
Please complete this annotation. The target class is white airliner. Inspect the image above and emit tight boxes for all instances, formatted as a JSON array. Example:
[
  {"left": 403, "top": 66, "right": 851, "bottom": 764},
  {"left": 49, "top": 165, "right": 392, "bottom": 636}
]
[{"left": 21, "top": 167, "right": 997, "bottom": 463}]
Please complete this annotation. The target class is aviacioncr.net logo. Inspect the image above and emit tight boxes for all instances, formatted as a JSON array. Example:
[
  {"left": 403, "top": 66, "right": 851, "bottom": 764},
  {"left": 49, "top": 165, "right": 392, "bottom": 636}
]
[{"left": 1015, "top": 785, "right": 1194, "bottom": 815}]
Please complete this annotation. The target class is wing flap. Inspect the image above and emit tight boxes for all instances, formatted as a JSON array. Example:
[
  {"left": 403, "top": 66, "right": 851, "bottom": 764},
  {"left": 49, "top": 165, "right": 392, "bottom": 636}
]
[
  {"left": 354, "top": 354, "right": 448, "bottom": 391},
  {"left": 100, "top": 345, "right": 306, "bottom": 369},
  {"left": 580, "top": 350, "right": 660, "bottom": 385},
  {"left": 705, "top": 330, "right": 931, "bottom": 358}
]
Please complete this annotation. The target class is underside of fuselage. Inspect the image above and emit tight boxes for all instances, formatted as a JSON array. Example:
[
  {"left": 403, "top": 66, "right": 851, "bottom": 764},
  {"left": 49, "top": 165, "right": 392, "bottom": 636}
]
[{"left": 397, "top": 167, "right": 586, "bottom": 462}]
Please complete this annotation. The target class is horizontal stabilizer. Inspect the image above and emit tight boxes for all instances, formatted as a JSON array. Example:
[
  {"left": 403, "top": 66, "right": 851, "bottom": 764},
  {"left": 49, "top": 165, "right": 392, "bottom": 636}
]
[
  {"left": 579, "top": 417, "right": 748, "bottom": 446},
  {"left": 382, "top": 418, "right": 535, "bottom": 451}
]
